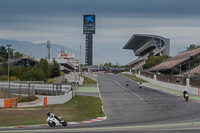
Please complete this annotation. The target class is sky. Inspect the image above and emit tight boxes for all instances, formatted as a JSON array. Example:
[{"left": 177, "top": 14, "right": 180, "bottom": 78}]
[{"left": 0, "top": 0, "right": 200, "bottom": 65}]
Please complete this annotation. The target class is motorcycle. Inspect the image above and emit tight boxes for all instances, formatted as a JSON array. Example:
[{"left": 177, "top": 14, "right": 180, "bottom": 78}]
[
  {"left": 126, "top": 83, "right": 129, "bottom": 87},
  {"left": 139, "top": 83, "right": 142, "bottom": 89},
  {"left": 184, "top": 93, "right": 189, "bottom": 101},
  {"left": 126, "top": 81, "right": 129, "bottom": 87},
  {"left": 139, "top": 85, "right": 142, "bottom": 89},
  {"left": 47, "top": 116, "right": 67, "bottom": 127}
]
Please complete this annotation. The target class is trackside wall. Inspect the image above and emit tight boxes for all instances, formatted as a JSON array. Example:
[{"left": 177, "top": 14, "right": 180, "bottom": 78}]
[
  {"left": 42, "top": 91, "right": 73, "bottom": 106},
  {"left": 0, "top": 99, "right": 4, "bottom": 107},
  {"left": 136, "top": 74, "right": 199, "bottom": 96}
]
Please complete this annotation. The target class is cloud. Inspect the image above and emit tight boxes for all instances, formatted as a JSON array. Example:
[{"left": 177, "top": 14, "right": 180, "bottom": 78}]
[{"left": 1, "top": 0, "right": 200, "bottom": 65}]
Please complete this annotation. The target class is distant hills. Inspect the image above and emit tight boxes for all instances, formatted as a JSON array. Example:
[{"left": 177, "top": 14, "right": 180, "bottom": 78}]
[{"left": 0, "top": 38, "right": 78, "bottom": 60}]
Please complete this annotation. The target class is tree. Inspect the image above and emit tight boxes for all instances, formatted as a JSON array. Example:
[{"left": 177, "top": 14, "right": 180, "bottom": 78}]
[
  {"left": 50, "top": 58, "right": 60, "bottom": 78},
  {"left": 143, "top": 55, "right": 170, "bottom": 69},
  {"left": 104, "top": 62, "right": 112, "bottom": 67},
  {"left": 187, "top": 44, "right": 197, "bottom": 50},
  {"left": 14, "top": 51, "right": 23, "bottom": 59},
  {"left": 20, "top": 67, "right": 46, "bottom": 81},
  {"left": 38, "top": 58, "right": 50, "bottom": 80},
  {"left": 0, "top": 46, "right": 7, "bottom": 62}
]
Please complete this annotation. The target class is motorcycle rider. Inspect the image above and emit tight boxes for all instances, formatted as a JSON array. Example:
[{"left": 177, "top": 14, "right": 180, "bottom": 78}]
[
  {"left": 126, "top": 81, "right": 129, "bottom": 86},
  {"left": 47, "top": 112, "right": 61, "bottom": 122},
  {"left": 139, "top": 82, "right": 142, "bottom": 89},
  {"left": 183, "top": 89, "right": 188, "bottom": 97}
]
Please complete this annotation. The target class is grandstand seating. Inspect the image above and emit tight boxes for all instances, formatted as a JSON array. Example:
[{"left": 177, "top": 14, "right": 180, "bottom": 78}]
[
  {"left": 150, "top": 48, "right": 200, "bottom": 71},
  {"left": 183, "top": 64, "right": 200, "bottom": 75}
]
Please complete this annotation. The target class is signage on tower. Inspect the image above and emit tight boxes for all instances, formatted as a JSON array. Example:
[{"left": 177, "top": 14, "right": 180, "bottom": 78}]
[{"left": 83, "top": 15, "right": 95, "bottom": 27}]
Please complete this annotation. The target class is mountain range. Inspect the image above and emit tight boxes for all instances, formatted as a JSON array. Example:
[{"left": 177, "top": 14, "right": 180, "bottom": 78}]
[{"left": 0, "top": 38, "right": 79, "bottom": 60}]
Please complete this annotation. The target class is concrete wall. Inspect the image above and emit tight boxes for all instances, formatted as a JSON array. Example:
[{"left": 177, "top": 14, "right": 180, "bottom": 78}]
[
  {"left": 0, "top": 99, "right": 4, "bottom": 107},
  {"left": 136, "top": 74, "right": 200, "bottom": 96},
  {"left": 42, "top": 91, "right": 73, "bottom": 106}
]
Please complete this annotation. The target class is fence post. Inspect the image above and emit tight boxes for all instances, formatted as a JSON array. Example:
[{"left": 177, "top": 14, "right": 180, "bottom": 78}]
[
  {"left": 4, "top": 85, "right": 6, "bottom": 99},
  {"left": 28, "top": 82, "right": 31, "bottom": 97},
  {"left": 32, "top": 85, "right": 35, "bottom": 96}
]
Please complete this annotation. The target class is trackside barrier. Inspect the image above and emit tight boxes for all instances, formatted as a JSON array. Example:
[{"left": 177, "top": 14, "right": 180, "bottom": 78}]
[
  {"left": 136, "top": 74, "right": 199, "bottom": 96},
  {"left": 44, "top": 97, "right": 47, "bottom": 106},
  {"left": 42, "top": 91, "right": 72, "bottom": 106},
  {"left": 0, "top": 98, "right": 17, "bottom": 108}
]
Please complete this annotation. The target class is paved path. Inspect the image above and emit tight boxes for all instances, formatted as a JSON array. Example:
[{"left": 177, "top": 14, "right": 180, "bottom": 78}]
[{"left": 17, "top": 95, "right": 44, "bottom": 107}]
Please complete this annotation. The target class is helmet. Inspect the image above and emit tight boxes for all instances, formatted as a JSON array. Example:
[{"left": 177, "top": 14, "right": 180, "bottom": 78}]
[{"left": 47, "top": 112, "right": 50, "bottom": 116}]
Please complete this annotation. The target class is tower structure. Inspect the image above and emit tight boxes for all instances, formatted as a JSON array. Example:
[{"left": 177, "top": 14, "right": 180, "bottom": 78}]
[{"left": 83, "top": 14, "right": 95, "bottom": 65}]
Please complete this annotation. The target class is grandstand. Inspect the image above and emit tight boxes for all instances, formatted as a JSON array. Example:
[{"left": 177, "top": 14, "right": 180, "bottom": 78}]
[
  {"left": 10, "top": 56, "right": 39, "bottom": 67},
  {"left": 123, "top": 34, "right": 170, "bottom": 71},
  {"left": 183, "top": 64, "right": 200, "bottom": 76},
  {"left": 149, "top": 48, "right": 200, "bottom": 75}
]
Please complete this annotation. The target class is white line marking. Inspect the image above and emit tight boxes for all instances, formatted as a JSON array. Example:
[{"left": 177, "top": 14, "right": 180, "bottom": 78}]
[
  {"left": 97, "top": 75, "right": 107, "bottom": 120},
  {"left": 115, "top": 81, "right": 144, "bottom": 100}
]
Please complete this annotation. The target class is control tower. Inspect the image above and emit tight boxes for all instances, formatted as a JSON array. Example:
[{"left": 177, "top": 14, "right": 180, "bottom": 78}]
[{"left": 83, "top": 14, "right": 95, "bottom": 65}]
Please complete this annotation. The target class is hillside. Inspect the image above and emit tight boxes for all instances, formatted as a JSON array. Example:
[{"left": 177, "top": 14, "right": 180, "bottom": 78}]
[{"left": 0, "top": 39, "right": 78, "bottom": 59}]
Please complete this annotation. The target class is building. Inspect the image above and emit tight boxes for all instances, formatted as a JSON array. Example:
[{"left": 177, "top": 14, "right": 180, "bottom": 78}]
[
  {"left": 58, "top": 49, "right": 79, "bottom": 71},
  {"left": 11, "top": 56, "right": 39, "bottom": 67},
  {"left": 123, "top": 34, "right": 170, "bottom": 72}
]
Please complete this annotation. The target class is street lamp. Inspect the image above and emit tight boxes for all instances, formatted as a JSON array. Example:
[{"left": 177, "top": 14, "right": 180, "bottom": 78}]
[{"left": 7, "top": 44, "right": 12, "bottom": 98}]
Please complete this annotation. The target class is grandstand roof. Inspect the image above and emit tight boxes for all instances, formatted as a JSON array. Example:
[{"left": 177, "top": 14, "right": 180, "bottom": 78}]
[
  {"left": 149, "top": 48, "right": 200, "bottom": 72},
  {"left": 11, "top": 57, "right": 39, "bottom": 67},
  {"left": 123, "top": 34, "right": 167, "bottom": 51},
  {"left": 183, "top": 64, "right": 200, "bottom": 75}
]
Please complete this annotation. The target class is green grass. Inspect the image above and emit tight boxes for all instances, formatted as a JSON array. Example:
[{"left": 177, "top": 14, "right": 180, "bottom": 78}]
[
  {"left": 0, "top": 95, "right": 104, "bottom": 127},
  {"left": 80, "top": 75, "right": 97, "bottom": 85},
  {"left": 18, "top": 96, "right": 38, "bottom": 103},
  {"left": 123, "top": 74, "right": 147, "bottom": 83}
]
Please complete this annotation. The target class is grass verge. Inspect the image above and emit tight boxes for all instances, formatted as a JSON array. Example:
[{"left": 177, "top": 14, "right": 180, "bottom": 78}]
[
  {"left": 123, "top": 74, "right": 147, "bottom": 83},
  {"left": 0, "top": 95, "right": 104, "bottom": 127},
  {"left": 80, "top": 75, "right": 97, "bottom": 85},
  {"left": 18, "top": 96, "right": 38, "bottom": 103}
]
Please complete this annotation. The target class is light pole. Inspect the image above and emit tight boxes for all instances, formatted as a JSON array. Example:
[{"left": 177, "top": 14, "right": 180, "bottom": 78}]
[
  {"left": 7, "top": 44, "right": 12, "bottom": 98},
  {"left": 79, "top": 44, "right": 81, "bottom": 73},
  {"left": 179, "top": 64, "right": 182, "bottom": 75}
]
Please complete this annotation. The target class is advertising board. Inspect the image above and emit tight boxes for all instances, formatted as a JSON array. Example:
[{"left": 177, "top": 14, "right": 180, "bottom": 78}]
[{"left": 83, "top": 15, "right": 95, "bottom": 27}]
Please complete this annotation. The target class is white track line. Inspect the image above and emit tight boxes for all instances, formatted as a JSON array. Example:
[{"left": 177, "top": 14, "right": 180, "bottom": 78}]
[
  {"left": 115, "top": 81, "right": 144, "bottom": 100},
  {"left": 97, "top": 76, "right": 107, "bottom": 120}
]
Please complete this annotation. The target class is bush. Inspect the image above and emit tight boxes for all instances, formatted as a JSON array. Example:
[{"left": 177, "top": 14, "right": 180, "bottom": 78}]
[
  {"left": 0, "top": 75, "right": 8, "bottom": 81},
  {"left": 18, "top": 96, "right": 38, "bottom": 103},
  {"left": 10, "top": 76, "right": 18, "bottom": 81}
]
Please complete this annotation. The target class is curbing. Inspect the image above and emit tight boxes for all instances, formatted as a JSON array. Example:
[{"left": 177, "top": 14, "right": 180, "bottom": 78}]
[{"left": 0, "top": 117, "right": 107, "bottom": 129}]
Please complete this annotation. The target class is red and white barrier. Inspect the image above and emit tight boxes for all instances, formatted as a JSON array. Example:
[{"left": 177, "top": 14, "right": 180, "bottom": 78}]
[{"left": 42, "top": 91, "right": 72, "bottom": 106}]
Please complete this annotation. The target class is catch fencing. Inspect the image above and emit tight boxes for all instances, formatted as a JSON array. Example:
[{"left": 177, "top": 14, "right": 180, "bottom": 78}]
[
  {"left": 0, "top": 83, "right": 35, "bottom": 99},
  {"left": 0, "top": 83, "right": 71, "bottom": 99}
]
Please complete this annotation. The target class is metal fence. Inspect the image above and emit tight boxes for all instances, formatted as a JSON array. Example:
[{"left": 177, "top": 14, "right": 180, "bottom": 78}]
[
  {"left": 0, "top": 84, "right": 35, "bottom": 99},
  {"left": 140, "top": 71, "right": 200, "bottom": 88}
]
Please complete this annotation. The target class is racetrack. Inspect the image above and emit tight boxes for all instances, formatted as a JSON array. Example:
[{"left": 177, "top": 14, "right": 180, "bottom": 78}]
[{"left": 1, "top": 74, "right": 200, "bottom": 133}]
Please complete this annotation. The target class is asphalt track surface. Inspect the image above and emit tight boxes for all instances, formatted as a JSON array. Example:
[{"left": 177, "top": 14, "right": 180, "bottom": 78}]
[{"left": 1, "top": 74, "right": 200, "bottom": 133}]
